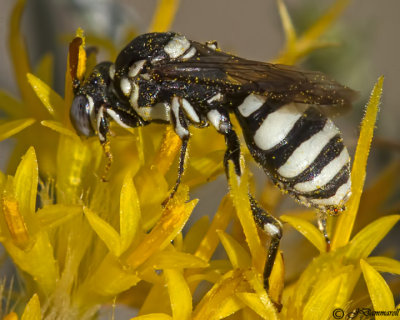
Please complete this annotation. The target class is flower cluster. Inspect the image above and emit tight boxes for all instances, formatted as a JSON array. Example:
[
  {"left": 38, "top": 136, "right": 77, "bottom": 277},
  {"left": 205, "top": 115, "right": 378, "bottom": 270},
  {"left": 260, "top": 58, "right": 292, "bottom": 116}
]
[{"left": 0, "top": 0, "right": 398, "bottom": 319}]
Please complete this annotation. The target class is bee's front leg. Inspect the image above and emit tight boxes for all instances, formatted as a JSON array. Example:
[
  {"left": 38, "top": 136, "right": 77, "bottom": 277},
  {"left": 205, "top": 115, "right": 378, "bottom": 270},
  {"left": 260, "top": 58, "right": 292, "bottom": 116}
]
[
  {"left": 96, "top": 106, "right": 113, "bottom": 181},
  {"left": 166, "top": 96, "right": 190, "bottom": 201}
]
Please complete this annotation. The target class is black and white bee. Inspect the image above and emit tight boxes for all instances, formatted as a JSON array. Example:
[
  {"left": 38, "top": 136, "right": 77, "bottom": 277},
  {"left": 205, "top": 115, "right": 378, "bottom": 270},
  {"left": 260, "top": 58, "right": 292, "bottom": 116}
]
[{"left": 70, "top": 32, "right": 356, "bottom": 290}]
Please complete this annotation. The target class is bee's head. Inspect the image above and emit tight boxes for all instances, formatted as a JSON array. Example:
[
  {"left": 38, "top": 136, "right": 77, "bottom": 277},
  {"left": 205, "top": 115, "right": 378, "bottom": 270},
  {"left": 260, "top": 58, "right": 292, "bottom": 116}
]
[{"left": 70, "top": 62, "right": 113, "bottom": 137}]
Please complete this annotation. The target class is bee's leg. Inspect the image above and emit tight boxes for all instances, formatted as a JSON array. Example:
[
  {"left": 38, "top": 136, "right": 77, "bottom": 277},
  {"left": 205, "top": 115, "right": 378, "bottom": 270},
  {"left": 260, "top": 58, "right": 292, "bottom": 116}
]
[
  {"left": 209, "top": 108, "right": 283, "bottom": 291},
  {"left": 166, "top": 97, "right": 190, "bottom": 201},
  {"left": 96, "top": 106, "right": 113, "bottom": 181},
  {"left": 249, "top": 196, "right": 283, "bottom": 290},
  {"left": 317, "top": 210, "right": 331, "bottom": 251}
]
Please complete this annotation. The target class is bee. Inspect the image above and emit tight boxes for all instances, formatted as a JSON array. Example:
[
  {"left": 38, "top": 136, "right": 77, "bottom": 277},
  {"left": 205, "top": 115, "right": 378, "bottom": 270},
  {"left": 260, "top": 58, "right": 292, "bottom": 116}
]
[{"left": 70, "top": 32, "right": 356, "bottom": 291}]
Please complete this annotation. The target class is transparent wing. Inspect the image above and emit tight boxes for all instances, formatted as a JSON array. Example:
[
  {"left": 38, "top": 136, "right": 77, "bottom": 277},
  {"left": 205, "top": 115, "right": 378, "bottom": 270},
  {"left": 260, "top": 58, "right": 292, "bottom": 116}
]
[{"left": 151, "top": 41, "right": 357, "bottom": 107}]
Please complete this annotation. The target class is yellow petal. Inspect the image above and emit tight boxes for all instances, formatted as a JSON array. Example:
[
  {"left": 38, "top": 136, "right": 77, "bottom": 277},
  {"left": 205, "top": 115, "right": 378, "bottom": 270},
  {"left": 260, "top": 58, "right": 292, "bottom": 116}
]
[
  {"left": 165, "top": 269, "right": 192, "bottom": 320},
  {"left": 192, "top": 270, "right": 244, "bottom": 320},
  {"left": 346, "top": 215, "right": 400, "bottom": 259},
  {"left": 139, "top": 284, "right": 171, "bottom": 315},
  {"left": 147, "top": 250, "right": 208, "bottom": 269},
  {"left": 303, "top": 275, "right": 342, "bottom": 320},
  {"left": 75, "top": 29, "right": 87, "bottom": 82},
  {"left": 21, "top": 294, "right": 41, "bottom": 320},
  {"left": 281, "top": 214, "right": 326, "bottom": 253},
  {"left": 214, "top": 296, "right": 244, "bottom": 319},
  {"left": 236, "top": 292, "right": 278, "bottom": 320},
  {"left": 148, "top": 0, "right": 181, "bottom": 32},
  {"left": 37, "top": 204, "right": 82, "bottom": 229},
  {"left": 34, "top": 53, "right": 54, "bottom": 86},
  {"left": 83, "top": 206, "right": 122, "bottom": 256},
  {"left": 9, "top": 0, "right": 39, "bottom": 113},
  {"left": 2, "top": 177, "right": 29, "bottom": 248},
  {"left": 14, "top": 147, "right": 38, "bottom": 228},
  {"left": 185, "top": 150, "right": 225, "bottom": 188},
  {"left": 151, "top": 127, "right": 181, "bottom": 176},
  {"left": 332, "top": 77, "right": 384, "bottom": 249},
  {"left": 0, "top": 118, "right": 35, "bottom": 142},
  {"left": 227, "top": 159, "right": 264, "bottom": 272},
  {"left": 287, "top": 251, "right": 360, "bottom": 319},
  {"left": 56, "top": 136, "right": 102, "bottom": 201},
  {"left": 27, "top": 73, "right": 64, "bottom": 119},
  {"left": 275, "top": 0, "right": 350, "bottom": 64},
  {"left": 244, "top": 269, "right": 278, "bottom": 315},
  {"left": 83, "top": 254, "right": 140, "bottom": 297},
  {"left": 40, "top": 120, "right": 80, "bottom": 141},
  {"left": 4, "top": 231, "right": 58, "bottom": 294},
  {"left": 217, "top": 230, "right": 251, "bottom": 268},
  {"left": 182, "top": 215, "right": 209, "bottom": 254},
  {"left": 3, "top": 312, "right": 18, "bottom": 320},
  {"left": 360, "top": 259, "right": 395, "bottom": 318},
  {"left": 132, "top": 314, "right": 172, "bottom": 320},
  {"left": 277, "top": 0, "right": 296, "bottom": 47},
  {"left": 134, "top": 166, "right": 169, "bottom": 230},
  {"left": 186, "top": 270, "right": 223, "bottom": 285},
  {"left": 120, "top": 172, "right": 141, "bottom": 252},
  {"left": 124, "top": 187, "right": 196, "bottom": 269},
  {"left": 194, "top": 195, "right": 233, "bottom": 262},
  {"left": 268, "top": 251, "right": 285, "bottom": 306},
  {"left": 366, "top": 256, "right": 400, "bottom": 275}
]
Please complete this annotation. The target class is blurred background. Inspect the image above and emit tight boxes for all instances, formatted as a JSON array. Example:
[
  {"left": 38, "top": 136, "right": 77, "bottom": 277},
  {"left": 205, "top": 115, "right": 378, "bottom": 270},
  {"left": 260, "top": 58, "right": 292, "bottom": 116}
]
[{"left": 0, "top": 0, "right": 399, "bottom": 314}]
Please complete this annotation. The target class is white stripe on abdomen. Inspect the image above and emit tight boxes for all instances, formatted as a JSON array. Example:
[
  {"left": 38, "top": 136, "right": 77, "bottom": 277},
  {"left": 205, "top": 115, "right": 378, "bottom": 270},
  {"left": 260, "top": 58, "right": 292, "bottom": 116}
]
[
  {"left": 294, "top": 148, "right": 350, "bottom": 192},
  {"left": 253, "top": 103, "right": 306, "bottom": 151},
  {"left": 277, "top": 120, "right": 340, "bottom": 178}
]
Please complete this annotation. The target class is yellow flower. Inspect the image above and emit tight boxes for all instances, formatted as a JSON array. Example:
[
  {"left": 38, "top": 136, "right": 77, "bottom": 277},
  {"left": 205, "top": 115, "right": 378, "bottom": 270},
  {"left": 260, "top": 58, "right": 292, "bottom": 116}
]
[{"left": 0, "top": 0, "right": 399, "bottom": 319}]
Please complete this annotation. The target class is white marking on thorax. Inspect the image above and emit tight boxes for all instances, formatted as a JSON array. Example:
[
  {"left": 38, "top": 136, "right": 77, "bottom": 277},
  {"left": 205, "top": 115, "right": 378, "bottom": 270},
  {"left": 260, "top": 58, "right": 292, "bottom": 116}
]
[
  {"left": 181, "top": 47, "right": 196, "bottom": 59},
  {"left": 120, "top": 77, "right": 132, "bottom": 96},
  {"left": 150, "top": 102, "right": 170, "bottom": 122},
  {"left": 181, "top": 98, "right": 200, "bottom": 123},
  {"left": 310, "top": 179, "right": 351, "bottom": 206},
  {"left": 150, "top": 56, "right": 164, "bottom": 65},
  {"left": 207, "top": 93, "right": 223, "bottom": 104},
  {"left": 238, "top": 94, "right": 267, "bottom": 117},
  {"left": 277, "top": 119, "right": 340, "bottom": 178},
  {"left": 128, "top": 60, "right": 146, "bottom": 78},
  {"left": 109, "top": 64, "right": 115, "bottom": 80},
  {"left": 140, "top": 73, "right": 151, "bottom": 80},
  {"left": 164, "top": 35, "right": 191, "bottom": 59},
  {"left": 129, "top": 83, "right": 170, "bottom": 122},
  {"left": 253, "top": 103, "right": 306, "bottom": 150},
  {"left": 106, "top": 108, "right": 131, "bottom": 129},
  {"left": 171, "top": 97, "right": 189, "bottom": 138},
  {"left": 207, "top": 109, "right": 223, "bottom": 131},
  {"left": 294, "top": 148, "right": 350, "bottom": 193}
]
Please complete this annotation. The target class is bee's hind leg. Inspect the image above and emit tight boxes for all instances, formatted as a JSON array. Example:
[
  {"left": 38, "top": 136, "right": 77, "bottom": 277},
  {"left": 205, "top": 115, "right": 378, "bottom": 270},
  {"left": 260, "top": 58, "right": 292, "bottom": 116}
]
[
  {"left": 213, "top": 109, "right": 283, "bottom": 292},
  {"left": 249, "top": 195, "right": 283, "bottom": 290}
]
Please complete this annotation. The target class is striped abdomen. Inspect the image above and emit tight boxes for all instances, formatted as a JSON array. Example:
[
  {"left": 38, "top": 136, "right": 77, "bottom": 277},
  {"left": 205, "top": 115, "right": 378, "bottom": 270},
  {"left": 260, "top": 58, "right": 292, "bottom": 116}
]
[{"left": 235, "top": 94, "right": 351, "bottom": 213}]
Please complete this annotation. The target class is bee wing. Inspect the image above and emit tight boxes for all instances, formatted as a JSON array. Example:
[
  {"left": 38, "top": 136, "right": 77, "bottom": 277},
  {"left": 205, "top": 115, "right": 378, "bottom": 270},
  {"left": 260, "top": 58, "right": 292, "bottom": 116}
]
[{"left": 152, "top": 42, "right": 358, "bottom": 107}]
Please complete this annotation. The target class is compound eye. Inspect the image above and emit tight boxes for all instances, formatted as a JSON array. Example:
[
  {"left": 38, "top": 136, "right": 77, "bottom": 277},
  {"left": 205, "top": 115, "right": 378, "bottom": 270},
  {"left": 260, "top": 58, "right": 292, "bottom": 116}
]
[{"left": 70, "top": 95, "right": 95, "bottom": 137}]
